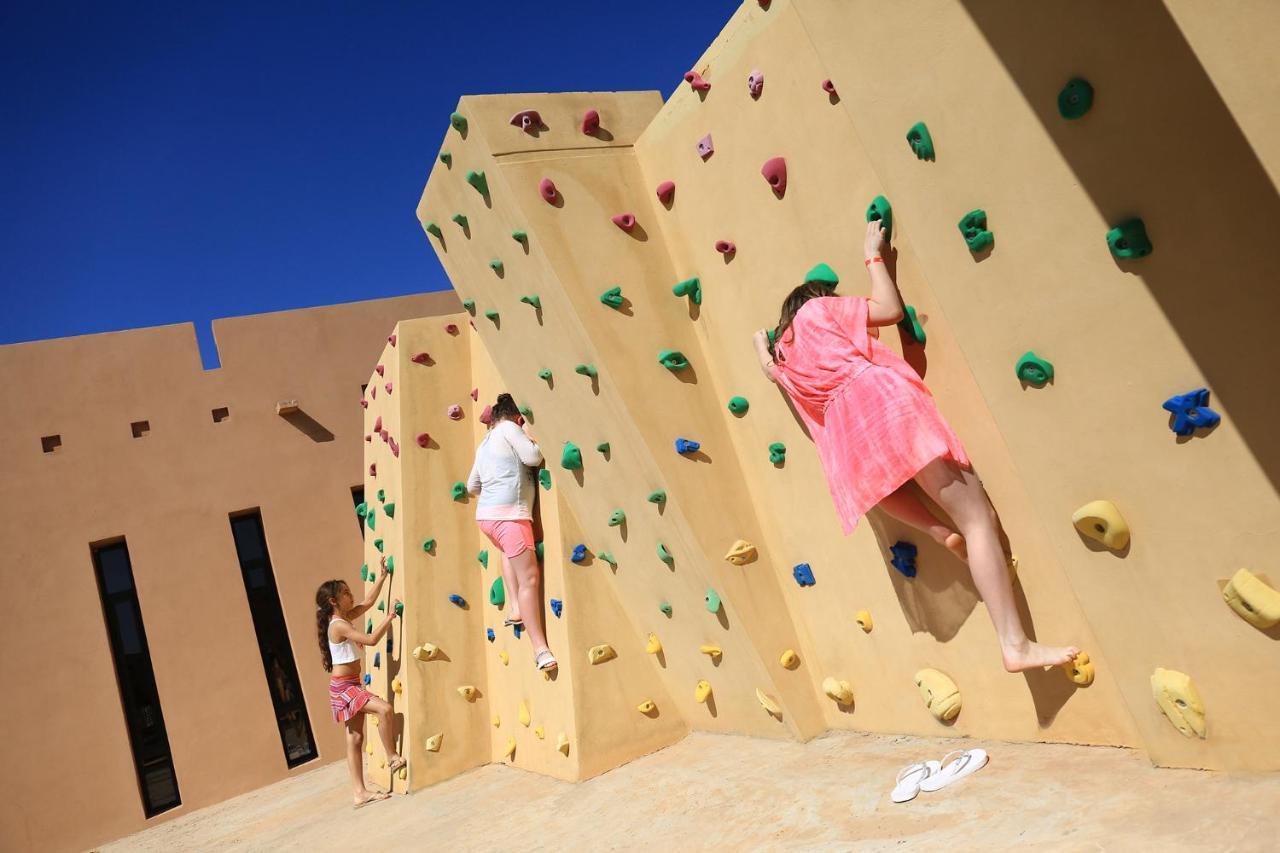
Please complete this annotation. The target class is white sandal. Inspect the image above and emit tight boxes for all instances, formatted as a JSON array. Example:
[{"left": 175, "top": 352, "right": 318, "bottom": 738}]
[
  {"left": 534, "top": 649, "right": 558, "bottom": 671},
  {"left": 891, "top": 759, "right": 941, "bottom": 803},
  {"left": 918, "top": 748, "right": 988, "bottom": 792}
]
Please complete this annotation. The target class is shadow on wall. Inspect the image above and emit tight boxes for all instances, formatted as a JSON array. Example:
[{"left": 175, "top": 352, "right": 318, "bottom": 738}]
[
  {"left": 281, "top": 409, "right": 335, "bottom": 442},
  {"left": 959, "top": 0, "right": 1280, "bottom": 495}
]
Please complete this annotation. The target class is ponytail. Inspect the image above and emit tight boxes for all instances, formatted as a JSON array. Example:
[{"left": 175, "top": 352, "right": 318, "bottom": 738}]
[{"left": 315, "top": 580, "right": 343, "bottom": 673}]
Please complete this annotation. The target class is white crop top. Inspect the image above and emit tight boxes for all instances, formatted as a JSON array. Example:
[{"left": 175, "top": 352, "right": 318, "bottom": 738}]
[{"left": 328, "top": 618, "right": 359, "bottom": 666}]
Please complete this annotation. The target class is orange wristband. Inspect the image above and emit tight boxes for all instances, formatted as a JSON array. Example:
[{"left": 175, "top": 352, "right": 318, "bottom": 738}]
[{"left": 864, "top": 256, "right": 883, "bottom": 266}]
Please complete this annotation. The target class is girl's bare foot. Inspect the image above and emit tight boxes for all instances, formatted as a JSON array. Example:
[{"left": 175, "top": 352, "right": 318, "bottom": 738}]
[
  {"left": 353, "top": 790, "right": 390, "bottom": 808},
  {"left": 1001, "top": 640, "right": 1080, "bottom": 673},
  {"left": 943, "top": 532, "right": 968, "bottom": 563}
]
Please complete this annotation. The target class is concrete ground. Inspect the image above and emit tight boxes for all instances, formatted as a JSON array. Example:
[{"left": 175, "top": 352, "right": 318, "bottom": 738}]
[{"left": 102, "top": 731, "right": 1280, "bottom": 852}]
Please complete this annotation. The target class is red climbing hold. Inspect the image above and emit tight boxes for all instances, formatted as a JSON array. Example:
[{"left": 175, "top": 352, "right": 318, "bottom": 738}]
[
  {"left": 359, "top": 400, "right": 368, "bottom": 409},
  {"left": 758, "top": 0, "right": 771, "bottom": 7},
  {"left": 822, "top": 79, "right": 837, "bottom": 96},
  {"left": 448, "top": 404, "right": 463, "bottom": 420},
  {"left": 388, "top": 334, "right": 397, "bottom": 346},
  {"left": 539, "top": 178, "right": 558, "bottom": 203},
  {"left": 611, "top": 213, "right": 636, "bottom": 232},
  {"left": 656, "top": 181, "right": 675, "bottom": 204},
  {"left": 761, "top": 156, "right": 787, "bottom": 197},
  {"left": 470, "top": 388, "right": 479, "bottom": 401},
  {"left": 374, "top": 416, "right": 383, "bottom": 432},
  {"left": 371, "top": 386, "right": 376, "bottom": 399},
  {"left": 445, "top": 323, "right": 458, "bottom": 334},
  {"left": 411, "top": 352, "right": 431, "bottom": 365},
  {"left": 582, "top": 109, "right": 600, "bottom": 135},
  {"left": 369, "top": 462, "right": 377, "bottom": 477},
  {"left": 385, "top": 382, "right": 393, "bottom": 394},
  {"left": 510, "top": 110, "right": 542, "bottom": 132},
  {"left": 364, "top": 434, "right": 372, "bottom": 442},
  {"left": 416, "top": 432, "right": 430, "bottom": 448},
  {"left": 715, "top": 240, "right": 736, "bottom": 255},
  {"left": 697, "top": 134, "right": 714, "bottom": 159},
  {"left": 684, "top": 70, "right": 711, "bottom": 92},
  {"left": 375, "top": 364, "right": 385, "bottom": 376},
  {"left": 390, "top": 438, "right": 399, "bottom": 458},
  {"left": 748, "top": 70, "right": 764, "bottom": 99},
  {"left": 479, "top": 404, "right": 493, "bottom": 425}
]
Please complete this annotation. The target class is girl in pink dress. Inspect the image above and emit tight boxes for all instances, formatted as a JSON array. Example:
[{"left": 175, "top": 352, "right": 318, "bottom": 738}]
[{"left": 753, "top": 220, "right": 1079, "bottom": 673}]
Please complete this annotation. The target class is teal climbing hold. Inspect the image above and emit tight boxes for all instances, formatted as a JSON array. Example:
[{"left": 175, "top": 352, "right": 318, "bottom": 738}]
[
  {"left": 608, "top": 509, "right": 626, "bottom": 526},
  {"left": 451, "top": 481, "right": 466, "bottom": 500},
  {"left": 424, "top": 221, "right": 443, "bottom": 239},
  {"left": 535, "top": 540, "right": 545, "bottom": 561},
  {"left": 705, "top": 587, "right": 722, "bottom": 613},
  {"left": 659, "top": 602, "right": 673, "bottom": 616},
  {"left": 366, "top": 617, "right": 373, "bottom": 633},
  {"left": 360, "top": 564, "right": 369, "bottom": 581},
  {"left": 462, "top": 299, "right": 475, "bottom": 312},
  {"left": 561, "top": 441, "right": 583, "bottom": 470},
  {"left": 1058, "top": 78, "right": 1094, "bottom": 120},
  {"left": 575, "top": 363, "right": 597, "bottom": 377},
  {"left": 489, "top": 577, "right": 505, "bottom": 607},
  {"left": 449, "top": 112, "right": 467, "bottom": 133},
  {"left": 768, "top": 442, "right": 786, "bottom": 464},
  {"left": 385, "top": 556, "right": 394, "bottom": 574},
  {"left": 539, "top": 469, "right": 552, "bottom": 490},
  {"left": 596, "top": 442, "right": 610, "bottom": 453},
  {"left": 899, "top": 305, "right": 925, "bottom": 344},
  {"left": 422, "top": 538, "right": 436, "bottom": 552},
  {"left": 511, "top": 229, "right": 527, "bottom": 242},
  {"left": 365, "top": 510, "right": 376, "bottom": 531},
  {"left": 376, "top": 489, "right": 385, "bottom": 503},
  {"left": 1106, "top": 218, "right": 1153, "bottom": 260},
  {"left": 958, "top": 210, "right": 994, "bottom": 252},
  {"left": 600, "top": 286, "right": 624, "bottom": 309},
  {"left": 452, "top": 213, "right": 469, "bottom": 229},
  {"left": 1016, "top": 351, "right": 1055, "bottom": 387},
  {"left": 394, "top": 602, "right": 403, "bottom": 617},
  {"left": 439, "top": 152, "right": 452, "bottom": 167},
  {"left": 657, "top": 543, "right": 673, "bottom": 563},
  {"left": 538, "top": 368, "right": 552, "bottom": 381},
  {"left": 672, "top": 277, "right": 702, "bottom": 305},
  {"left": 383, "top": 502, "right": 395, "bottom": 518},
  {"left": 355, "top": 502, "right": 368, "bottom": 518},
  {"left": 377, "top": 600, "right": 385, "bottom": 612},
  {"left": 767, "top": 329, "right": 777, "bottom": 345},
  {"left": 598, "top": 552, "right": 616, "bottom": 566},
  {"left": 727, "top": 396, "right": 749, "bottom": 415},
  {"left": 484, "top": 309, "right": 499, "bottom": 321},
  {"left": 803, "top": 262, "right": 839, "bottom": 288},
  {"left": 518, "top": 405, "right": 532, "bottom": 418},
  {"left": 658, "top": 350, "right": 689, "bottom": 371},
  {"left": 866, "top": 195, "right": 893, "bottom": 241},
  {"left": 906, "top": 121, "right": 935, "bottom": 161},
  {"left": 478, "top": 549, "right": 489, "bottom": 568},
  {"left": 648, "top": 490, "right": 666, "bottom": 505},
  {"left": 373, "top": 538, "right": 384, "bottom": 552},
  {"left": 520, "top": 295, "right": 541, "bottom": 309},
  {"left": 466, "top": 170, "right": 489, "bottom": 195},
  {"left": 489, "top": 259, "right": 503, "bottom": 274}
]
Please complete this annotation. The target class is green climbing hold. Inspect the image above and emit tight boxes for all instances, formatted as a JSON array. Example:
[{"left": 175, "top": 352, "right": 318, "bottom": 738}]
[
  {"left": 658, "top": 350, "right": 689, "bottom": 371},
  {"left": 596, "top": 442, "right": 610, "bottom": 453},
  {"left": 768, "top": 442, "right": 787, "bottom": 464},
  {"left": 1106, "top": 218, "right": 1153, "bottom": 260},
  {"left": 520, "top": 295, "right": 541, "bottom": 309},
  {"left": 439, "top": 152, "right": 452, "bottom": 167},
  {"left": 478, "top": 549, "right": 489, "bottom": 568},
  {"left": 535, "top": 540, "right": 545, "bottom": 560},
  {"left": 394, "top": 602, "right": 403, "bottom": 617},
  {"left": 727, "top": 396, "right": 750, "bottom": 415},
  {"left": 659, "top": 602, "right": 673, "bottom": 616},
  {"left": 385, "top": 556, "right": 394, "bottom": 574},
  {"left": 866, "top": 195, "right": 893, "bottom": 241},
  {"left": 377, "top": 600, "right": 385, "bottom": 612},
  {"left": 958, "top": 210, "right": 994, "bottom": 253},
  {"left": 366, "top": 618, "right": 373, "bottom": 633},
  {"left": 424, "top": 221, "right": 442, "bottom": 239},
  {"left": 574, "top": 363, "right": 597, "bottom": 377},
  {"left": 899, "top": 305, "right": 925, "bottom": 345},
  {"left": 452, "top": 213, "right": 469, "bottom": 229},
  {"left": 647, "top": 490, "right": 666, "bottom": 505},
  {"left": 422, "top": 538, "right": 436, "bottom": 552},
  {"left": 383, "top": 502, "right": 395, "bottom": 518},
  {"left": 767, "top": 329, "right": 777, "bottom": 345},
  {"left": 365, "top": 509, "right": 376, "bottom": 531},
  {"left": 598, "top": 552, "right": 616, "bottom": 566},
  {"left": 539, "top": 469, "right": 551, "bottom": 490},
  {"left": 1058, "top": 77, "right": 1094, "bottom": 120},
  {"left": 600, "top": 286, "right": 624, "bottom": 309},
  {"left": 355, "top": 502, "right": 368, "bottom": 518},
  {"left": 489, "top": 259, "right": 503, "bottom": 274},
  {"left": 518, "top": 405, "right": 532, "bottom": 418},
  {"left": 561, "top": 441, "right": 583, "bottom": 470},
  {"left": 803, "top": 262, "right": 839, "bottom": 288},
  {"left": 376, "top": 489, "right": 385, "bottom": 503},
  {"left": 373, "top": 538, "right": 384, "bottom": 553},
  {"left": 484, "top": 309, "right": 499, "bottom": 321},
  {"left": 489, "top": 577, "right": 505, "bottom": 608},
  {"left": 906, "top": 121, "right": 935, "bottom": 161},
  {"left": 360, "top": 563, "right": 369, "bottom": 581},
  {"left": 1016, "top": 351, "right": 1055, "bottom": 387},
  {"left": 608, "top": 509, "right": 626, "bottom": 526},
  {"left": 462, "top": 299, "right": 475, "bottom": 312},
  {"left": 466, "top": 169, "right": 489, "bottom": 195},
  {"left": 449, "top": 112, "right": 467, "bottom": 134},
  {"left": 511, "top": 229, "right": 527, "bottom": 242},
  {"left": 657, "top": 543, "right": 673, "bottom": 563},
  {"left": 451, "top": 481, "right": 466, "bottom": 500},
  {"left": 672, "top": 277, "right": 702, "bottom": 305},
  {"left": 538, "top": 368, "right": 552, "bottom": 381},
  {"left": 705, "top": 587, "right": 722, "bottom": 613}
]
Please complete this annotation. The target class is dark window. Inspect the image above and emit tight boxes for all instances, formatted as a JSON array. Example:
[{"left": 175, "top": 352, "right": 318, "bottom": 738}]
[
  {"left": 131, "top": 420, "right": 150, "bottom": 438},
  {"left": 90, "top": 540, "right": 181, "bottom": 817},
  {"left": 41, "top": 434, "right": 61, "bottom": 453},
  {"left": 229, "top": 511, "right": 317, "bottom": 767},
  {"left": 212, "top": 407, "right": 230, "bottom": 423},
  {"left": 351, "top": 486, "right": 366, "bottom": 538}
]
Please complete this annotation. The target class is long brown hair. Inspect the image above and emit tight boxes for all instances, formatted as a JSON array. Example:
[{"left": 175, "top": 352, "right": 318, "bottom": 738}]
[
  {"left": 492, "top": 392, "right": 521, "bottom": 424},
  {"left": 769, "top": 282, "right": 832, "bottom": 364},
  {"left": 315, "top": 579, "right": 345, "bottom": 673}
]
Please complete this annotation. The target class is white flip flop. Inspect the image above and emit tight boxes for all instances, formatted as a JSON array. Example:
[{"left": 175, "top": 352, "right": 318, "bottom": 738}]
[
  {"left": 918, "top": 748, "right": 989, "bottom": 792},
  {"left": 891, "top": 759, "right": 942, "bottom": 803}
]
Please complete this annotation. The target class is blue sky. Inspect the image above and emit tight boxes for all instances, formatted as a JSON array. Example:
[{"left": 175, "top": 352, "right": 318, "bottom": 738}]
[{"left": 1, "top": 1, "right": 739, "bottom": 367}]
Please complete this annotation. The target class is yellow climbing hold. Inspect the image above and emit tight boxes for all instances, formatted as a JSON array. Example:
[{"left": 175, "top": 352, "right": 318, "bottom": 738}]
[
  {"left": 398, "top": 766, "right": 407, "bottom": 780},
  {"left": 425, "top": 732, "right": 443, "bottom": 752},
  {"left": 534, "top": 726, "right": 545, "bottom": 740},
  {"left": 492, "top": 715, "right": 501, "bottom": 728},
  {"left": 413, "top": 643, "right": 442, "bottom": 661},
  {"left": 637, "top": 699, "right": 657, "bottom": 714},
  {"left": 855, "top": 610, "right": 873, "bottom": 632},
  {"left": 1222, "top": 568, "right": 1280, "bottom": 629},
  {"left": 645, "top": 633, "right": 663, "bottom": 654},
  {"left": 557, "top": 733, "right": 570, "bottom": 756},
  {"left": 391, "top": 677, "right": 403, "bottom": 694},
  {"left": 756, "top": 688, "right": 783, "bottom": 717},
  {"left": 699, "top": 644, "right": 722, "bottom": 659},
  {"left": 366, "top": 741, "right": 374, "bottom": 755},
  {"left": 499, "top": 650, "right": 510, "bottom": 665},
  {"left": 695, "top": 680, "right": 712, "bottom": 703},
  {"left": 518, "top": 700, "right": 531, "bottom": 727},
  {"left": 779, "top": 649, "right": 799, "bottom": 669},
  {"left": 724, "top": 539, "right": 758, "bottom": 565},
  {"left": 1064, "top": 651, "right": 1095, "bottom": 686},
  {"left": 457, "top": 685, "right": 478, "bottom": 701},
  {"left": 504, "top": 737, "right": 517, "bottom": 759},
  {"left": 587, "top": 643, "right": 617, "bottom": 665},
  {"left": 1151, "top": 668, "right": 1206, "bottom": 738},
  {"left": 1071, "top": 499, "right": 1130, "bottom": 551},
  {"left": 822, "top": 677, "right": 854, "bottom": 705},
  {"left": 914, "top": 669, "right": 961, "bottom": 721}
]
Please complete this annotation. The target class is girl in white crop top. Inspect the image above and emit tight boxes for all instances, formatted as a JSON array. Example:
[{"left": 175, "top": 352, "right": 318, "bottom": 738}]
[{"left": 315, "top": 556, "right": 404, "bottom": 807}]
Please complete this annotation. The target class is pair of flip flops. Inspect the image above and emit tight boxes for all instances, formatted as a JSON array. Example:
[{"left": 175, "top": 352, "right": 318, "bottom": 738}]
[{"left": 891, "top": 748, "right": 989, "bottom": 803}]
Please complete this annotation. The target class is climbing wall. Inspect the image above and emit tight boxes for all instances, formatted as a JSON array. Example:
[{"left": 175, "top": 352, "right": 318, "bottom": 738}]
[{"left": 390, "top": 0, "right": 1280, "bottom": 780}]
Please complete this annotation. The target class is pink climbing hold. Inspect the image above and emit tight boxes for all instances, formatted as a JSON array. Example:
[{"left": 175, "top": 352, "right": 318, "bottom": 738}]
[
  {"left": 510, "top": 109, "right": 542, "bottom": 132},
  {"left": 375, "top": 364, "right": 385, "bottom": 376},
  {"left": 364, "top": 434, "right": 372, "bottom": 442},
  {"left": 380, "top": 429, "right": 389, "bottom": 442},
  {"left": 388, "top": 334, "right": 397, "bottom": 346},
  {"left": 445, "top": 323, "right": 458, "bottom": 334},
  {"left": 684, "top": 70, "right": 711, "bottom": 92},
  {"left": 581, "top": 109, "right": 600, "bottom": 135},
  {"left": 656, "top": 181, "right": 675, "bottom": 204},
  {"left": 385, "top": 382, "right": 393, "bottom": 394},
  {"left": 759, "top": 0, "right": 771, "bottom": 7},
  {"left": 411, "top": 352, "right": 431, "bottom": 365},
  {"left": 697, "top": 134, "right": 714, "bottom": 159},
  {"left": 470, "top": 388, "right": 479, "bottom": 401},
  {"left": 374, "top": 415, "right": 383, "bottom": 432},
  {"left": 761, "top": 156, "right": 787, "bottom": 197},
  {"left": 822, "top": 79, "right": 837, "bottom": 96},
  {"left": 369, "top": 462, "right": 377, "bottom": 477},
  {"left": 416, "top": 432, "right": 430, "bottom": 448},
  {"left": 611, "top": 213, "right": 636, "bottom": 232},
  {"left": 447, "top": 404, "right": 463, "bottom": 420},
  {"left": 539, "top": 178, "right": 558, "bottom": 203},
  {"left": 715, "top": 240, "right": 736, "bottom": 254},
  {"left": 371, "top": 386, "right": 377, "bottom": 399},
  {"left": 359, "top": 400, "right": 368, "bottom": 409},
  {"left": 748, "top": 70, "right": 764, "bottom": 99},
  {"left": 479, "top": 404, "right": 493, "bottom": 425},
  {"left": 390, "top": 438, "right": 399, "bottom": 458}
]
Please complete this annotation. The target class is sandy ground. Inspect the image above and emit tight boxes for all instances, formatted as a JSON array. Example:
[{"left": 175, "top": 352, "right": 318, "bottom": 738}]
[{"left": 100, "top": 731, "right": 1280, "bottom": 852}]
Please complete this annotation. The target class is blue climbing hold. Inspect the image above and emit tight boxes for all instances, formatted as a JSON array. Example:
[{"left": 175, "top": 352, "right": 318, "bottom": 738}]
[
  {"left": 571, "top": 544, "right": 588, "bottom": 563},
  {"left": 792, "top": 563, "right": 816, "bottom": 587},
  {"left": 675, "top": 437, "right": 701, "bottom": 454},
  {"left": 449, "top": 593, "right": 467, "bottom": 607},
  {"left": 1162, "top": 388, "right": 1220, "bottom": 436},
  {"left": 889, "top": 541, "right": 918, "bottom": 578},
  {"left": 374, "top": 652, "right": 381, "bottom": 668},
  {"left": 514, "top": 624, "right": 524, "bottom": 639},
  {"left": 550, "top": 598, "right": 563, "bottom": 618},
  {"left": 486, "top": 628, "right": 495, "bottom": 642},
  {"left": 363, "top": 673, "right": 372, "bottom": 685}
]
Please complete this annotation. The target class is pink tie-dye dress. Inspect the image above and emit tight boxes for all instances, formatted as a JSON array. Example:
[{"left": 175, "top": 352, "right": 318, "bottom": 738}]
[{"left": 771, "top": 296, "right": 971, "bottom": 534}]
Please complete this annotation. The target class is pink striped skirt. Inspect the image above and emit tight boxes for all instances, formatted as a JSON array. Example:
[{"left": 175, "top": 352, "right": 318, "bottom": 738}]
[{"left": 329, "top": 675, "right": 373, "bottom": 723}]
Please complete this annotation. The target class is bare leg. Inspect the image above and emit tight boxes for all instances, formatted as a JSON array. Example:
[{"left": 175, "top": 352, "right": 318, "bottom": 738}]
[
  {"left": 913, "top": 457, "right": 1078, "bottom": 673},
  {"left": 876, "top": 482, "right": 967, "bottom": 562},
  {"left": 344, "top": 715, "right": 385, "bottom": 805},
  {"left": 498, "top": 550, "right": 521, "bottom": 623},
  {"left": 363, "top": 696, "right": 404, "bottom": 773},
  {"left": 509, "top": 547, "right": 552, "bottom": 662}
]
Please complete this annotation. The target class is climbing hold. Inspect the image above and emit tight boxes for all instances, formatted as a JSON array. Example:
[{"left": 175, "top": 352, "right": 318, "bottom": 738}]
[
  {"left": 598, "top": 552, "right": 616, "bottom": 565},
  {"left": 645, "top": 633, "right": 662, "bottom": 654},
  {"left": 958, "top": 209, "right": 994, "bottom": 252},
  {"left": 704, "top": 587, "right": 721, "bottom": 612},
  {"left": 383, "top": 502, "right": 395, "bottom": 518},
  {"left": 658, "top": 350, "right": 690, "bottom": 371},
  {"left": 447, "top": 404, "right": 463, "bottom": 419},
  {"left": 581, "top": 109, "right": 600, "bottom": 134},
  {"left": 377, "top": 601, "right": 385, "bottom": 612},
  {"left": 537, "top": 368, "right": 552, "bottom": 381},
  {"left": 637, "top": 700, "right": 657, "bottom": 714},
  {"left": 470, "top": 388, "right": 479, "bottom": 401},
  {"left": 422, "top": 538, "right": 436, "bottom": 552},
  {"left": 492, "top": 715, "right": 500, "bottom": 727},
  {"left": 489, "top": 577, "right": 504, "bottom": 607},
  {"left": 1107, "top": 217, "right": 1154, "bottom": 259},
  {"left": 697, "top": 133, "right": 714, "bottom": 159},
  {"left": 465, "top": 170, "right": 489, "bottom": 195},
  {"left": 457, "top": 684, "right": 478, "bottom": 701},
  {"left": 451, "top": 481, "right": 466, "bottom": 501},
  {"left": 384, "top": 382, "right": 392, "bottom": 394},
  {"left": 600, "top": 286, "right": 624, "bottom": 309},
  {"left": 596, "top": 442, "right": 610, "bottom": 454},
  {"left": 535, "top": 541, "right": 544, "bottom": 561},
  {"left": 391, "top": 677, "right": 402, "bottom": 694},
  {"left": 727, "top": 396, "right": 749, "bottom": 414},
  {"left": 561, "top": 441, "right": 583, "bottom": 470},
  {"left": 906, "top": 121, "right": 935, "bottom": 160},
  {"left": 373, "top": 538, "right": 384, "bottom": 553},
  {"left": 1057, "top": 77, "right": 1094, "bottom": 120},
  {"left": 608, "top": 509, "right": 626, "bottom": 526},
  {"left": 821, "top": 78, "right": 837, "bottom": 96},
  {"left": 724, "top": 540, "right": 757, "bottom": 565},
  {"left": 509, "top": 109, "right": 542, "bottom": 132},
  {"left": 533, "top": 726, "right": 544, "bottom": 740},
  {"left": 410, "top": 351, "right": 431, "bottom": 366},
  {"left": 1162, "top": 388, "right": 1219, "bottom": 436},
  {"left": 364, "top": 674, "right": 371, "bottom": 686},
  {"left": 760, "top": 157, "right": 787, "bottom": 197},
  {"left": 369, "top": 462, "right": 377, "bottom": 477},
  {"left": 850, "top": 611, "right": 873, "bottom": 634},
  {"left": 539, "top": 178, "right": 558, "bottom": 203},
  {"left": 1016, "top": 352, "right": 1054, "bottom": 387},
  {"left": 360, "top": 564, "right": 369, "bottom": 581},
  {"left": 356, "top": 502, "right": 369, "bottom": 519},
  {"left": 779, "top": 649, "right": 799, "bottom": 669},
  {"left": 387, "top": 558, "right": 397, "bottom": 577},
  {"left": 890, "top": 542, "right": 918, "bottom": 578},
  {"left": 747, "top": 69, "right": 764, "bottom": 98},
  {"left": 550, "top": 598, "right": 563, "bottom": 618},
  {"left": 366, "top": 618, "right": 373, "bottom": 633},
  {"left": 1071, "top": 500, "right": 1130, "bottom": 551},
  {"left": 715, "top": 240, "right": 736, "bottom": 255},
  {"left": 803, "top": 262, "right": 839, "bottom": 288},
  {"left": 425, "top": 732, "right": 443, "bottom": 752},
  {"left": 866, "top": 195, "right": 893, "bottom": 241},
  {"left": 539, "top": 470, "right": 551, "bottom": 490},
  {"left": 657, "top": 543, "right": 673, "bottom": 564},
  {"left": 1064, "top": 651, "right": 1096, "bottom": 686},
  {"left": 768, "top": 443, "right": 787, "bottom": 464},
  {"left": 655, "top": 180, "right": 675, "bottom": 204},
  {"left": 424, "top": 221, "right": 442, "bottom": 239},
  {"left": 694, "top": 680, "right": 713, "bottom": 703},
  {"left": 518, "top": 701, "right": 531, "bottom": 727},
  {"left": 518, "top": 405, "right": 532, "bottom": 418},
  {"left": 449, "top": 594, "right": 467, "bottom": 607},
  {"left": 488, "top": 259, "right": 503, "bottom": 275},
  {"left": 503, "top": 737, "right": 516, "bottom": 759},
  {"left": 611, "top": 213, "right": 637, "bottom": 232},
  {"left": 571, "top": 544, "right": 587, "bottom": 563},
  {"left": 648, "top": 490, "right": 667, "bottom": 505},
  {"left": 898, "top": 305, "right": 926, "bottom": 345},
  {"left": 1222, "top": 568, "right": 1280, "bottom": 629},
  {"left": 659, "top": 602, "right": 673, "bottom": 616},
  {"left": 574, "top": 363, "right": 597, "bottom": 377},
  {"left": 915, "top": 669, "right": 962, "bottom": 721},
  {"left": 699, "top": 644, "right": 722, "bottom": 659},
  {"left": 792, "top": 563, "right": 815, "bottom": 587},
  {"left": 756, "top": 689, "right": 783, "bottom": 717},
  {"left": 557, "top": 733, "right": 570, "bottom": 756},
  {"left": 486, "top": 628, "right": 495, "bottom": 642},
  {"left": 823, "top": 677, "right": 854, "bottom": 705},
  {"left": 374, "top": 651, "right": 381, "bottom": 668},
  {"left": 588, "top": 644, "right": 617, "bottom": 665},
  {"left": 520, "top": 295, "right": 541, "bottom": 310},
  {"left": 462, "top": 299, "right": 475, "bottom": 312},
  {"left": 675, "top": 438, "right": 701, "bottom": 454},
  {"left": 671, "top": 277, "right": 701, "bottom": 306},
  {"left": 498, "top": 650, "right": 509, "bottom": 666},
  {"left": 451, "top": 213, "right": 469, "bottom": 230},
  {"left": 438, "top": 152, "right": 452, "bottom": 167},
  {"left": 413, "top": 643, "right": 442, "bottom": 662},
  {"left": 683, "top": 69, "right": 711, "bottom": 91},
  {"left": 1151, "top": 668, "right": 1206, "bottom": 738},
  {"left": 449, "top": 112, "right": 467, "bottom": 133}
]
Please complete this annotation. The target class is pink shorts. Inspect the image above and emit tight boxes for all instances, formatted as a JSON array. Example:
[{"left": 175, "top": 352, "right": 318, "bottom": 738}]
[{"left": 478, "top": 519, "right": 535, "bottom": 558}]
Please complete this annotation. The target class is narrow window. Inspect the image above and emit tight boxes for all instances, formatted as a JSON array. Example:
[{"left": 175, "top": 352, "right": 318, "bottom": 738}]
[
  {"left": 131, "top": 420, "right": 150, "bottom": 438},
  {"left": 212, "top": 407, "right": 230, "bottom": 423},
  {"left": 90, "top": 540, "right": 182, "bottom": 817},
  {"left": 351, "top": 486, "right": 366, "bottom": 538},
  {"left": 229, "top": 511, "right": 318, "bottom": 767},
  {"left": 41, "top": 434, "right": 62, "bottom": 453}
]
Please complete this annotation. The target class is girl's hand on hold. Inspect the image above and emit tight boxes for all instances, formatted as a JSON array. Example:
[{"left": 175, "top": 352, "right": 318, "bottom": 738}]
[
  {"left": 391, "top": 598, "right": 402, "bottom": 617},
  {"left": 379, "top": 555, "right": 389, "bottom": 576},
  {"left": 521, "top": 420, "right": 535, "bottom": 440},
  {"left": 753, "top": 328, "right": 770, "bottom": 347},
  {"left": 864, "top": 220, "right": 886, "bottom": 258}
]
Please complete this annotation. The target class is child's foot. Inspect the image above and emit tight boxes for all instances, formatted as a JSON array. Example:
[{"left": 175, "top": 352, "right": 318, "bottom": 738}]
[
  {"left": 353, "top": 790, "right": 390, "bottom": 808},
  {"left": 387, "top": 754, "right": 407, "bottom": 774},
  {"left": 943, "top": 532, "right": 968, "bottom": 563},
  {"left": 503, "top": 610, "right": 523, "bottom": 627},
  {"left": 1001, "top": 640, "right": 1080, "bottom": 673}
]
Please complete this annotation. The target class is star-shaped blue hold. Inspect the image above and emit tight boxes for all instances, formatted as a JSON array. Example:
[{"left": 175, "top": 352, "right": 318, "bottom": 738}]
[{"left": 1162, "top": 388, "right": 1220, "bottom": 436}]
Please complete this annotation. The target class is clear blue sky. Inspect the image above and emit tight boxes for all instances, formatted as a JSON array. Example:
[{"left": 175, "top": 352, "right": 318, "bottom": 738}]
[{"left": 1, "top": 1, "right": 738, "bottom": 367}]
